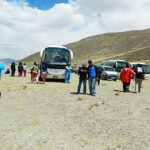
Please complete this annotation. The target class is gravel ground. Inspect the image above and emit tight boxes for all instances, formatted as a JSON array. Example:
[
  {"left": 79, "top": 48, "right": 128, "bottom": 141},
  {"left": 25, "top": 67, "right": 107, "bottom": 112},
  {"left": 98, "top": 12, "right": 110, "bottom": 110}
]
[{"left": 0, "top": 73, "right": 150, "bottom": 150}]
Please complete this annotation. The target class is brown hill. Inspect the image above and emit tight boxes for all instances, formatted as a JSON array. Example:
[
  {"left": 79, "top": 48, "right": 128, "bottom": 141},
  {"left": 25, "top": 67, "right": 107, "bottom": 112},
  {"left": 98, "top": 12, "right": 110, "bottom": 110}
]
[{"left": 21, "top": 28, "right": 150, "bottom": 65}]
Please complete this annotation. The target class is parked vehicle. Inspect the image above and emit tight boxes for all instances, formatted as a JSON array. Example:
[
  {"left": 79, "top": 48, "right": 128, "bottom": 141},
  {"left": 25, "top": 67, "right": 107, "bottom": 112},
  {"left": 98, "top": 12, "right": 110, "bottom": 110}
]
[
  {"left": 100, "top": 60, "right": 128, "bottom": 72},
  {"left": 40, "top": 46, "right": 73, "bottom": 80},
  {"left": 71, "top": 66, "right": 79, "bottom": 74},
  {"left": 130, "top": 62, "right": 150, "bottom": 74},
  {"left": 101, "top": 66, "right": 118, "bottom": 81}
]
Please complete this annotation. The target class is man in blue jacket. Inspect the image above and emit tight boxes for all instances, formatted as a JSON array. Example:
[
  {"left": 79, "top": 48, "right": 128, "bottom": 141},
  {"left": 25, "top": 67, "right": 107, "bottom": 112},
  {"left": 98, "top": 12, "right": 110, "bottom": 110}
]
[
  {"left": 65, "top": 62, "right": 72, "bottom": 83},
  {"left": 87, "top": 60, "right": 98, "bottom": 96}
]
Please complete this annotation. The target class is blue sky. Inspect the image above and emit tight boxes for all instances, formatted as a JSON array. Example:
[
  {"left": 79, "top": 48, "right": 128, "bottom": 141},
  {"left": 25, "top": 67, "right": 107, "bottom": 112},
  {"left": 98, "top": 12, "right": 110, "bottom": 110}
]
[{"left": 6, "top": 0, "right": 69, "bottom": 10}]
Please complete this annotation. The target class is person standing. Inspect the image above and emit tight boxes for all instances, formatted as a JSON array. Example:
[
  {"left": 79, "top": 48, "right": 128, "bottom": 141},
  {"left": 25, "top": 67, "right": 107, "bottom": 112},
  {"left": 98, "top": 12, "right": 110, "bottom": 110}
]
[
  {"left": 134, "top": 64, "right": 145, "bottom": 93},
  {"left": 18, "top": 62, "right": 23, "bottom": 77},
  {"left": 120, "top": 64, "right": 135, "bottom": 92},
  {"left": 77, "top": 62, "right": 87, "bottom": 94},
  {"left": 31, "top": 62, "right": 39, "bottom": 83},
  {"left": 42, "top": 61, "right": 48, "bottom": 82},
  {"left": 87, "top": 60, "right": 98, "bottom": 96},
  {"left": 97, "top": 65, "right": 103, "bottom": 86},
  {"left": 0, "top": 63, "right": 4, "bottom": 80},
  {"left": 65, "top": 62, "right": 72, "bottom": 83},
  {"left": 23, "top": 63, "right": 28, "bottom": 77},
  {"left": 11, "top": 62, "right": 16, "bottom": 77}
]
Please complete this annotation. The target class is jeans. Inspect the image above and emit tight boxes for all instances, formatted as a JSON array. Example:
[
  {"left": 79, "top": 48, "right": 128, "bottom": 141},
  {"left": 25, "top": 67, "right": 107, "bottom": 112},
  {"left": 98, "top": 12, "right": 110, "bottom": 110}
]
[
  {"left": 65, "top": 72, "right": 71, "bottom": 83},
  {"left": 77, "top": 78, "right": 87, "bottom": 93},
  {"left": 12, "top": 71, "right": 15, "bottom": 77},
  {"left": 89, "top": 78, "right": 96, "bottom": 95}
]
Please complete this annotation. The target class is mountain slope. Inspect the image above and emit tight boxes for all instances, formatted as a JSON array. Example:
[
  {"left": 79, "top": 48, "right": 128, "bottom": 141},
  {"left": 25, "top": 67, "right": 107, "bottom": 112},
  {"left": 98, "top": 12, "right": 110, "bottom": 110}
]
[
  {"left": 0, "top": 58, "right": 17, "bottom": 64},
  {"left": 21, "top": 28, "right": 150, "bottom": 65}
]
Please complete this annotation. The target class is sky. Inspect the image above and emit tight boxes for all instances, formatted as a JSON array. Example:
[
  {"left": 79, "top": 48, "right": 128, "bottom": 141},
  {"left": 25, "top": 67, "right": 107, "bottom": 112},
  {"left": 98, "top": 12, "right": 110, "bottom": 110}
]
[{"left": 0, "top": 0, "right": 150, "bottom": 59}]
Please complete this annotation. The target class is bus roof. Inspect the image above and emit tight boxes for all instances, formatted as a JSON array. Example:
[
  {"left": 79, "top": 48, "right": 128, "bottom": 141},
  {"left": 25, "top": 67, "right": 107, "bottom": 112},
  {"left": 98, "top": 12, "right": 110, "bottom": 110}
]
[
  {"left": 102, "top": 60, "right": 128, "bottom": 62},
  {"left": 129, "top": 62, "right": 147, "bottom": 65},
  {"left": 40, "top": 45, "right": 73, "bottom": 60}
]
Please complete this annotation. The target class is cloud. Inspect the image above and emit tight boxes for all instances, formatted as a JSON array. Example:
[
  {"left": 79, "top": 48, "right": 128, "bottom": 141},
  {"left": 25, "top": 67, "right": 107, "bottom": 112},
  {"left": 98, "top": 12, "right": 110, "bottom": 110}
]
[
  {"left": 0, "top": 0, "right": 85, "bottom": 59},
  {"left": 0, "top": 0, "right": 150, "bottom": 59}
]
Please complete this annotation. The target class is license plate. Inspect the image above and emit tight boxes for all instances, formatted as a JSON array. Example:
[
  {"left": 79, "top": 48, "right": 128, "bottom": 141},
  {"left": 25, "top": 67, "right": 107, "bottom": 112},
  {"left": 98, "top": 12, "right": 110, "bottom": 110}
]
[{"left": 53, "top": 76, "right": 58, "bottom": 79}]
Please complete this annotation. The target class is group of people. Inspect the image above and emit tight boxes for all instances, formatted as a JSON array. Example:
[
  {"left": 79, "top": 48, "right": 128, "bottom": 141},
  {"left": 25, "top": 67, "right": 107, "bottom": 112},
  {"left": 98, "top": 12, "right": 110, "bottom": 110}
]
[
  {"left": 120, "top": 63, "right": 145, "bottom": 93},
  {"left": 0, "top": 59, "right": 146, "bottom": 95},
  {"left": 10, "top": 62, "right": 28, "bottom": 77},
  {"left": 76, "top": 61, "right": 145, "bottom": 96},
  {"left": 76, "top": 60, "right": 102, "bottom": 96}
]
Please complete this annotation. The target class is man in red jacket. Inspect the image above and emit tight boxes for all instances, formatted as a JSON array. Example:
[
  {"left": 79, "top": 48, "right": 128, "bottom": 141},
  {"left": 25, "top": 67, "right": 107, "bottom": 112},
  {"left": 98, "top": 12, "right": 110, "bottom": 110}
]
[{"left": 120, "top": 64, "right": 135, "bottom": 92}]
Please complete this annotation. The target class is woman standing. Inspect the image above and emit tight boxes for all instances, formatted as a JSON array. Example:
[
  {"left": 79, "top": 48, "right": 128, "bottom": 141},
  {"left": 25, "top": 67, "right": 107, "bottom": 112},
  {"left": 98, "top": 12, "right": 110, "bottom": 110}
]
[
  {"left": 18, "top": 62, "right": 23, "bottom": 77},
  {"left": 23, "top": 63, "right": 28, "bottom": 77},
  {"left": 31, "top": 62, "right": 39, "bottom": 83}
]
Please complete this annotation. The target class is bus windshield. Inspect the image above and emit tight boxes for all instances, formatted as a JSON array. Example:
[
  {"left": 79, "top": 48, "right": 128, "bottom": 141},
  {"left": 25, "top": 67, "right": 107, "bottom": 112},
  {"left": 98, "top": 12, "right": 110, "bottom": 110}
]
[
  {"left": 117, "top": 61, "right": 128, "bottom": 71},
  {"left": 44, "top": 48, "right": 70, "bottom": 65}
]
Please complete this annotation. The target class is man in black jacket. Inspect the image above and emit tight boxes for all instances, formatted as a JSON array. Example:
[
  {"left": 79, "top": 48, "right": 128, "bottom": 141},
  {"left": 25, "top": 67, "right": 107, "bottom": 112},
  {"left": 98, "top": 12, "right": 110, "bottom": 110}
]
[
  {"left": 11, "top": 62, "right": 16, "bottom": 77},
  {"left": 77, "top": 62, "right": 87, "bottom": 94}
]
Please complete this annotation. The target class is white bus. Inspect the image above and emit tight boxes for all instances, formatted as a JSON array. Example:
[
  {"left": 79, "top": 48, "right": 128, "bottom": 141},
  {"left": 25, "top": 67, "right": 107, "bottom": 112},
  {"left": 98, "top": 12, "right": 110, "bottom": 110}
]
[
  {"left": 130, "top": 62, "right": 150, "bottom": 74},
  {"left": 40, "top": 46, "right": 73, "bottom": 80},
  {"left": 100, "top": 60, "right": 128, "bottom": 72}
]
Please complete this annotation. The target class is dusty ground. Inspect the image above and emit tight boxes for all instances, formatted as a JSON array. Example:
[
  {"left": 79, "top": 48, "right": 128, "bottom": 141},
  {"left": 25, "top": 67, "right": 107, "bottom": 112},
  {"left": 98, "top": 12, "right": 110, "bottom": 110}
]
[{"left": 0, "top": 73, "right": 150, "bottom": 150}]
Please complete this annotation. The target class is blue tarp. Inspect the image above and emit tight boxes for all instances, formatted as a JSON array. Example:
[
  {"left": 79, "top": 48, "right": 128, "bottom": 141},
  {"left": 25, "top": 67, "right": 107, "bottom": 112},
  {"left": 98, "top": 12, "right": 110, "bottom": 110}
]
[{"left": 0, "top": 63, "right": 4, "bottom": 70}]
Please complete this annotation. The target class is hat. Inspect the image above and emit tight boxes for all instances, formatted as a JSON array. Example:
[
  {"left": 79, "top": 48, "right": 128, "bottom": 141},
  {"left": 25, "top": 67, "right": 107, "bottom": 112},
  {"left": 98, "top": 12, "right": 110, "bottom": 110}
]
[{"left": 88, "top": 60, "right": 92, "bottom": 64}]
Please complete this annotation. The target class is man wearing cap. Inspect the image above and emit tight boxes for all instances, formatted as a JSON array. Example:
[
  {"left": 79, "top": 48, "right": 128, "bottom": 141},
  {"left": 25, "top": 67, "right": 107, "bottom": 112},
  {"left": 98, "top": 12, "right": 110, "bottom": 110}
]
[
  {"left": 77, "top": 62, "right": 88, "bottom": 94},
  {"left": 87, "top": 60, "right": 98, "bottom": 96}
]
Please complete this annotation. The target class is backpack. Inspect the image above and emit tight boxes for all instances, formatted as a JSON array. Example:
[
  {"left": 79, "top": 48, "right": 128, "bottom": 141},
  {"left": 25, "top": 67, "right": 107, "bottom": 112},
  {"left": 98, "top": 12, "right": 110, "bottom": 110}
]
[{"left": 136, "top": 67, "right": 144, "bottom": 79}]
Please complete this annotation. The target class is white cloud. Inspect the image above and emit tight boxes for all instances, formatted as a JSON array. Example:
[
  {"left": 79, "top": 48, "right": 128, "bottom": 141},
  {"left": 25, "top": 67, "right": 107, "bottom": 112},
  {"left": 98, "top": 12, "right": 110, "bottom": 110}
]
[{"left": 0, "top": 0, "right": 150, "bottom": 59}]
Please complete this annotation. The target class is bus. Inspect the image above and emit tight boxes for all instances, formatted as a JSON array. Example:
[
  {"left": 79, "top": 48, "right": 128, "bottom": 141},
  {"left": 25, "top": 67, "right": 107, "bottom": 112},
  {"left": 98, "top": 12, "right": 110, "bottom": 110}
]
[
  {"left": 40, "top": 46, "right": 73, "bottom": 80},
  {"left": 100, "top": 60, "right": 128, "bottom": 72},
  {"left": 130, "top": 62, "right": 150, "bottom": 74}
]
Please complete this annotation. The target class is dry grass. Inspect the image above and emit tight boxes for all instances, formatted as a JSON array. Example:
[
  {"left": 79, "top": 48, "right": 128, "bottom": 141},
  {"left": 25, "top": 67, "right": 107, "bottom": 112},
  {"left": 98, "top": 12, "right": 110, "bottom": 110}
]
[
  {"left": 22, "top": 85, "right": 27, "bottom": 90},
  {"left": 77, "top": 97, "right": 83, "bottom": 101}
]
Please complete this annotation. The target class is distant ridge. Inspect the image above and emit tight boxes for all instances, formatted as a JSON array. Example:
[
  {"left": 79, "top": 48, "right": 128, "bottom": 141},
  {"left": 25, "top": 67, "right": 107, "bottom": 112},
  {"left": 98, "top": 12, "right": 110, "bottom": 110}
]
[
  {"left": 0, "top": 58, "right": 17, "bottom": 64},
  {"left": 21, "top": 28, "right": 150, "bottom": 65}
]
